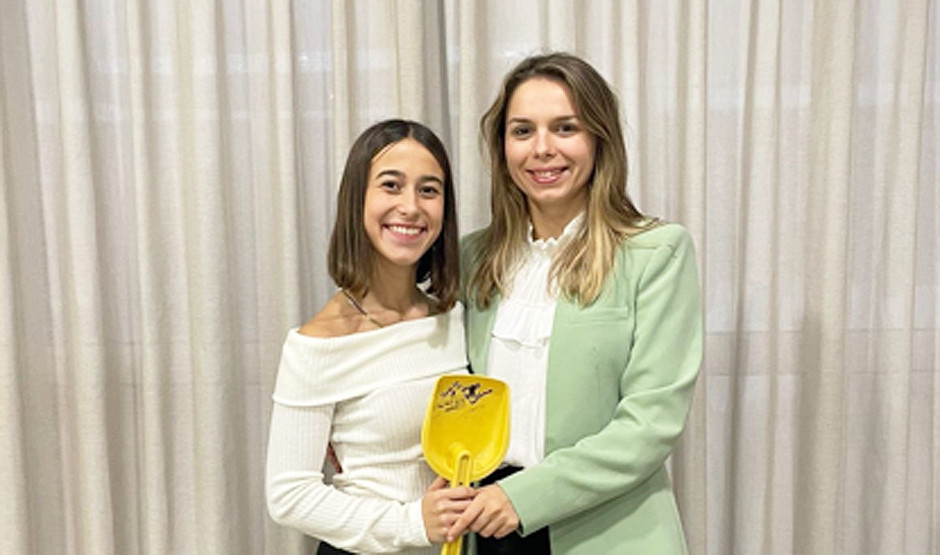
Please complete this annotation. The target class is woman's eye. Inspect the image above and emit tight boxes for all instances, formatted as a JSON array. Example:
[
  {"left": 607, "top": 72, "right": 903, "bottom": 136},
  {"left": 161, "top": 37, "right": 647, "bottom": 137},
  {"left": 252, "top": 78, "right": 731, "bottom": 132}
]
[
  {"left": 509, "top": 125, "right": 532, "bottom": 138},
  {"left": 380, "top": 180, "right": 400, "bottom": 191},
  {"left": 557, "top": 122, "right": 579, "bottom": 134},
  {"left": 419, "top": 184, "right": 442, "bottom": 197}
]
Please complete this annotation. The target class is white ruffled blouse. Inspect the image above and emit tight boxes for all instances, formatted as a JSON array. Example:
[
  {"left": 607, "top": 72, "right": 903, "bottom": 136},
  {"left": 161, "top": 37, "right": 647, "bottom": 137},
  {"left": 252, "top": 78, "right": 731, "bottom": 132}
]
[{"left": 487, "top": 213, "right": 584, "bottom": 468}]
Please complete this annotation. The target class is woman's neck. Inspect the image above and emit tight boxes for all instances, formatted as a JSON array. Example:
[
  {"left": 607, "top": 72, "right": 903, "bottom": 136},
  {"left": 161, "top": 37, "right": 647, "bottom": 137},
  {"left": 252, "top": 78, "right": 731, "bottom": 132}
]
[
  {"left": 528, "top": 204, "right": 585, "bottom": 240},
  {"left": 361, "top": 264, "right": 429, "bottom": 320}
]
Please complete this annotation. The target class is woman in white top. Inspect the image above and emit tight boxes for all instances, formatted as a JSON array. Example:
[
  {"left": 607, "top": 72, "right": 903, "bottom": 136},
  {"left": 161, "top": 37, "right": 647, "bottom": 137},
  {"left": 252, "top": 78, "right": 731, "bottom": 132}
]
[{"left": 266, "top": 119, "right": 475, "bottom": 554}]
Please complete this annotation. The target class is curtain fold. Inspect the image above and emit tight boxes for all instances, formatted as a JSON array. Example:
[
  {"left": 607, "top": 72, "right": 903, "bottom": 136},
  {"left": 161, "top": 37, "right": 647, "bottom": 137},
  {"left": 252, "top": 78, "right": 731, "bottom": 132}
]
[{"left": 1, "top": 1, "right": 936, "bottom": 554}]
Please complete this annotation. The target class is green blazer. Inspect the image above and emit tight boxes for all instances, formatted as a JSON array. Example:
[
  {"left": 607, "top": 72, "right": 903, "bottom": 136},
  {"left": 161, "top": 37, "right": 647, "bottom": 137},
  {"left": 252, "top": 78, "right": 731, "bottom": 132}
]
[{"left": 460, "top": 223, "right": 702, "bottom": 554}]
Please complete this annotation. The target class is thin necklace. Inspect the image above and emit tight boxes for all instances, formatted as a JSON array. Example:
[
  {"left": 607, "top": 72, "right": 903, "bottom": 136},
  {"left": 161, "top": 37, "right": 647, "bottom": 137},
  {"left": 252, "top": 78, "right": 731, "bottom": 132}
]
[{"left": 341, "top": 289, "right": 385, "bottom": 328}]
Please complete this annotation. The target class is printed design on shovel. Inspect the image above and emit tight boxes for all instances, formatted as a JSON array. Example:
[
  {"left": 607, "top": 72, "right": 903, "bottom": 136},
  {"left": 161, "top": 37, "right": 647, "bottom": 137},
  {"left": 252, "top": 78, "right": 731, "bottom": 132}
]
[{"left": 435, "top": 380, "right": 494, "bottom": 412}]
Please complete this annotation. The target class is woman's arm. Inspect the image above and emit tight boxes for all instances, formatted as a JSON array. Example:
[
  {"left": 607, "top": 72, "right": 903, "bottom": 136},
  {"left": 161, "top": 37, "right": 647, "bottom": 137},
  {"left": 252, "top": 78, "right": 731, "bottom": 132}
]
[
  {"left": 266, "top": 402, "right": 474, "bottom": 552},
  {"left": 265, "top": 402, "right": 429, "bottom": 552}
]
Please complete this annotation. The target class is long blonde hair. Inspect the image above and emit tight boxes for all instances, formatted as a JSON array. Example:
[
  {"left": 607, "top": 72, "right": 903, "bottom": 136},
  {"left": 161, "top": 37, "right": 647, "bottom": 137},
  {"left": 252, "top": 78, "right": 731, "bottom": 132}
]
[{"left": 468, "top": 52, "right": 651, "bottom": 308}]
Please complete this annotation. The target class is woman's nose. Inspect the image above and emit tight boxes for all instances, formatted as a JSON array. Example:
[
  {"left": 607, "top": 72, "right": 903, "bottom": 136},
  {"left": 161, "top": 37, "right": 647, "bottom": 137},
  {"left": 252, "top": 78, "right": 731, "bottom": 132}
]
[
  {"left": 396, "top": 188, "right": 419, "bottom": 215},
  {"left": 533, "top": 130, "right": 555, "bottom": 158}
]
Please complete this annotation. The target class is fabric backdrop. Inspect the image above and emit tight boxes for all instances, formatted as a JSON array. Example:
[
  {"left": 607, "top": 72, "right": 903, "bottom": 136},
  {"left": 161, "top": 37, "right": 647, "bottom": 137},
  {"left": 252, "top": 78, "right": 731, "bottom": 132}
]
[{"left": 1, "top": 1, "right": 936, "bottom": 554}]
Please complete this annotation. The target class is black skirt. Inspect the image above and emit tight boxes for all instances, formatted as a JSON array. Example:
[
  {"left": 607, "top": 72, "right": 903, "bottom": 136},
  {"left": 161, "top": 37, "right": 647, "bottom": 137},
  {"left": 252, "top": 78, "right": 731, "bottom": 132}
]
[{"left": 315, "top": 541, "right": 353, "bottom": 555}]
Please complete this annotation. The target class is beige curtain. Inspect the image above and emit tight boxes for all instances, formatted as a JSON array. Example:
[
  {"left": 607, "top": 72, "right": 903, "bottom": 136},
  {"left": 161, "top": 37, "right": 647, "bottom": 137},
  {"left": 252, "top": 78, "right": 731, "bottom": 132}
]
[{"left": 1, "top": 1, "right": 936, "bottom": 554}]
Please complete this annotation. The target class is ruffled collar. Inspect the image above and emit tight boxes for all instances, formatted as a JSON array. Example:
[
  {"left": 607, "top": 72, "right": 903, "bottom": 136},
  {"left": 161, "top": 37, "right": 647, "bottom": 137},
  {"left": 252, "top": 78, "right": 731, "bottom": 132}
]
[{"left": 527, "top": 211, "right": 585, "bottom": 252}]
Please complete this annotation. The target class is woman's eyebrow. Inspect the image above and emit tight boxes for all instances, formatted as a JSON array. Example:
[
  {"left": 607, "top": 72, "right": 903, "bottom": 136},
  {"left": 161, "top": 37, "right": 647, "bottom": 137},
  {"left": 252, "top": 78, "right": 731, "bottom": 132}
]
[
  {"left": 374, "top": 169, "right": 404, "bottom": 179},
  {"left": 374, "top": 169, "right": 443, "bottom": 184}
]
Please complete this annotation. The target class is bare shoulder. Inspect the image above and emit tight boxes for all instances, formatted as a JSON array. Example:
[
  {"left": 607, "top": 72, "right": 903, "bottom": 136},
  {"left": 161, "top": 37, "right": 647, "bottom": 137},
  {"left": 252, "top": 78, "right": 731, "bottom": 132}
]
[{"left": 298, "top": 292, "right": 359, "bottom": 338}]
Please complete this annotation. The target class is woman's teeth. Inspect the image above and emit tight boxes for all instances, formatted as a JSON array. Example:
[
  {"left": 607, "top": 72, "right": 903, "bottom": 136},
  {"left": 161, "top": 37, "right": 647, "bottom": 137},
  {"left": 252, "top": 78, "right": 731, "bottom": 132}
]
[{"left": 388, "top": 225, "right": 421, "bottom": 236}]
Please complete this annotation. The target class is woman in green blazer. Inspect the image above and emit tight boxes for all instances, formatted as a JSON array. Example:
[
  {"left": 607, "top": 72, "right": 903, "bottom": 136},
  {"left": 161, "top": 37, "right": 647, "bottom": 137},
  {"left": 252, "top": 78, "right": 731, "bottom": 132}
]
[{"left": 449, "top": 53, "right": 703, "bottom": 554}]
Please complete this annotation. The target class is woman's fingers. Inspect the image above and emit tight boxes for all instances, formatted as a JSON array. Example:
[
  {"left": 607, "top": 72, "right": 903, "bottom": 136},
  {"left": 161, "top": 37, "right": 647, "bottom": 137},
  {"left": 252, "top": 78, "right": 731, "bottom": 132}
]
[
  {"left": 446, "top": 501, "right": 483, "bottom": 541},
  {"left": 426, "top": 476, "right": 448, "bottom": 491},
  {"left": 446, "top": 485, "right": 519, "bottom": 541},
  {"left": 422, "top": 478, "right": 480, "bottom": 542}
]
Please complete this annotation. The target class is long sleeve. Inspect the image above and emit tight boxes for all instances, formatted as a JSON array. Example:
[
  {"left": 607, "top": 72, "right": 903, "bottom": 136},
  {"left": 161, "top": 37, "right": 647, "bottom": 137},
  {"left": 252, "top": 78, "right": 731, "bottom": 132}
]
[
  {"left": 497, "top": 226, "right": 703, "bottom": 533},
  {"left": 265, "top": 401, "right": 430, "bottom": 553},
  {"left": 264, "top": 310, "right": 467, "bottom": 554}
]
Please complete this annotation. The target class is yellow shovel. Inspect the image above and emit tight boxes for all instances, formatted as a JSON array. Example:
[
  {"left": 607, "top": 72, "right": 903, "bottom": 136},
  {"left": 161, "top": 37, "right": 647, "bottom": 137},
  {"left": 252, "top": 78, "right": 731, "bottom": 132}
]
[{"left": 421, "top": 374, "right": 510, "bottom": 555}]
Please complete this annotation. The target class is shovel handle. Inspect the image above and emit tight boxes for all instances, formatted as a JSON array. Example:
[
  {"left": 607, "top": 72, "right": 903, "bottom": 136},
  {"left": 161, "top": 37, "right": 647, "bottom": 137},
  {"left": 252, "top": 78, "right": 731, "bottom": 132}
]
[
  {"left": 451, "top": 449, "right": 472, "bottom": 486},
  {"left": 440, "top": 451, "right": 472, "bottom": 555},
  {"left": 441, "top": 536, "right": 463, "bottom": 555}
]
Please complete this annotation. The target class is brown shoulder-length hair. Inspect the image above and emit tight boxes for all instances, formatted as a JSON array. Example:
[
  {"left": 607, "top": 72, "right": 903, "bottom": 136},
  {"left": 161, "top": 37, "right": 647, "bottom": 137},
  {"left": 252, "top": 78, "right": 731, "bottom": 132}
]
[
  {"left": 328, "top": 119, "right": 459, "bottom": 310},
  {"left": 469, "top": 52, "right": 651, "bottom": 308}
]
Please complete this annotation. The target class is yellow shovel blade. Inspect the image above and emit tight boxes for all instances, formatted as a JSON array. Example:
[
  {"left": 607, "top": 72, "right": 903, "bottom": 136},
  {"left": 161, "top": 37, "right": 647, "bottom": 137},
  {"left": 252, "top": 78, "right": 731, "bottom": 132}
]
[{"left": 421, "top": 374, "right": 510, "bottom": 483}]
